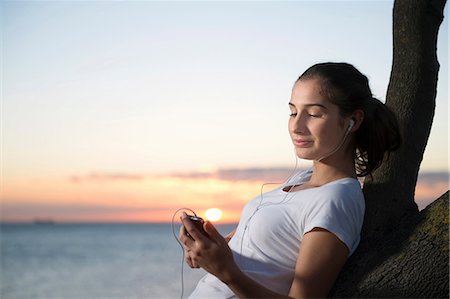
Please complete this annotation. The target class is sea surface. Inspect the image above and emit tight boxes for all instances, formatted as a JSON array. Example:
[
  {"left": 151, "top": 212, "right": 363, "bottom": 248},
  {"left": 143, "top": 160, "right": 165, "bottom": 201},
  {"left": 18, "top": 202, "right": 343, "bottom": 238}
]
[{"left": 0, "top": 223, "right": 237, "bottom": 299}]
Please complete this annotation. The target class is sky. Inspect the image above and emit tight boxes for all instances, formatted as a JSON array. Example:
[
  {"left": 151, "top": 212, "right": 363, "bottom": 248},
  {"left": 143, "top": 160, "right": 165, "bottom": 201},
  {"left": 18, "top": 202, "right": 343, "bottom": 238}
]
[{"left": 1, "top": 0, "right": 449, "bottom": 223}]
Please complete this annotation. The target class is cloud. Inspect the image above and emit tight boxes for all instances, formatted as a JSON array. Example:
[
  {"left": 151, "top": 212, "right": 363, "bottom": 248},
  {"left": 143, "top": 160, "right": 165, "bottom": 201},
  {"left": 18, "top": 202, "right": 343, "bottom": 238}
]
[
  {"left": 68, "top": 167, "right": 304, "bottom": 184},
  {"left": 70, "top": 173, "right": 146, "bottom": 183},
  {"left": 417, "top": 171, "right": 449, "bottom": 183},
  {"left": 168, "top": 167, "right": 308, "bottom": 182},
  {"left": 69, "top": 169, "right": 448, "bottom": 205}
]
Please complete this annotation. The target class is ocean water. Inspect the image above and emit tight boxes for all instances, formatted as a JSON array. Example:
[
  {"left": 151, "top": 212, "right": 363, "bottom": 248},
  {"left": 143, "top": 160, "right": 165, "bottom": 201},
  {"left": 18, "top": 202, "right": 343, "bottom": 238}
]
[{"left": 0, "top": 223, "right": 236, "bottom": 299}]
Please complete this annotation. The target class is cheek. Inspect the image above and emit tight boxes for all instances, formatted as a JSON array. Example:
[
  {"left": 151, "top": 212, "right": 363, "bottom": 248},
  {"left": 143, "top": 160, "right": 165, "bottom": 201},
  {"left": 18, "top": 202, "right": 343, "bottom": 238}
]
[
  {"left": 310, "top": 121, "right": 328, "bottom": 137},
  {"left": 313, "top": 121, "right": 341, "bottom": 145}
]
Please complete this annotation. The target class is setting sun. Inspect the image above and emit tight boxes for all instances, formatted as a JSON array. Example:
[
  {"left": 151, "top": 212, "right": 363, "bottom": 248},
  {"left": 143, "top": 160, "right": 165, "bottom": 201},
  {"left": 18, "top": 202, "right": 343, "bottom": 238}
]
[{"left": 205, "top": 208, "right": 223, "bottom": 222}]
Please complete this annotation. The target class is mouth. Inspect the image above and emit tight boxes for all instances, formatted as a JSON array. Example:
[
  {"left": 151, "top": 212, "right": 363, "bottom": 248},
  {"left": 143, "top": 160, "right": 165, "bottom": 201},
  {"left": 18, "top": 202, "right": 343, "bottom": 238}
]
[{"left": 293, "top": 139, "right": 313, "bottom": 147}]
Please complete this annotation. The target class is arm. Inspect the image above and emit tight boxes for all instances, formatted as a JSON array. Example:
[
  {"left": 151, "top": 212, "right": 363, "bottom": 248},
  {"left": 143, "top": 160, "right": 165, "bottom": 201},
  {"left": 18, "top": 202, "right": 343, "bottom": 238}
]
[
  {"left": 180, "top": 214, "right": 348, "bottom": 299},
  {"left": 288, "top": 228, "right": 348, "bottom": 298},
  {"left": 225, "top": 228, "right": 348, "bottom": 299}
]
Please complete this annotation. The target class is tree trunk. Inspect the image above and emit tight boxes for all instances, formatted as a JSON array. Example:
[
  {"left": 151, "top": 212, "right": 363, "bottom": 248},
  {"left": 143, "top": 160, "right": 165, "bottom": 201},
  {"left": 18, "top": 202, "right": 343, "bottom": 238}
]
[
  {"left": 331, "top": 0, "right": 448, "bottom": 297},
  {"left": 332, "top": 191, "right": 449, "bottom": 298},
  {"left": 362, "top": 0, "right": 446, "bottom": 239}
]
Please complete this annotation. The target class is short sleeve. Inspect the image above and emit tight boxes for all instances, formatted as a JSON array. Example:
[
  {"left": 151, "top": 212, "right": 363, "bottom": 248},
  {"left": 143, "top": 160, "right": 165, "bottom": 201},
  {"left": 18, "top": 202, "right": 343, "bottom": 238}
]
[{"left": 302, "top": 180, "right": 365, "bottom": 256}]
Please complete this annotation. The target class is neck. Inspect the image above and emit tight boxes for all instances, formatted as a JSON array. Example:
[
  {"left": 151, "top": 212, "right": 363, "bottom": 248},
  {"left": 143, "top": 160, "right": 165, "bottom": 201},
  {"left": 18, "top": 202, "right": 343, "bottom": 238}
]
[{"left": 309, "top": 149, "right": 357, "bottom": 187}]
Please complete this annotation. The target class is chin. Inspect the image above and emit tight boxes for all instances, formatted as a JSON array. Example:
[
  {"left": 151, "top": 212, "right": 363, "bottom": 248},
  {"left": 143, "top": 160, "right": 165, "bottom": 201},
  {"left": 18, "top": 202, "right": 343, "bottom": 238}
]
[{"left": 294, "top": 148, "right": 315, "bottom": 160}]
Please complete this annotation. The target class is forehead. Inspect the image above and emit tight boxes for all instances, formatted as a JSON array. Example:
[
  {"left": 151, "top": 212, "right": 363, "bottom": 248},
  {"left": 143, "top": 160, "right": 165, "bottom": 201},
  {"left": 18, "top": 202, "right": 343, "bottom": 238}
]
[
  {"left": 290, "top": 79, "right": 343, "bottom": 115},
  {"left": 290, "top": 79, "right": 329, "bottom": 107}
]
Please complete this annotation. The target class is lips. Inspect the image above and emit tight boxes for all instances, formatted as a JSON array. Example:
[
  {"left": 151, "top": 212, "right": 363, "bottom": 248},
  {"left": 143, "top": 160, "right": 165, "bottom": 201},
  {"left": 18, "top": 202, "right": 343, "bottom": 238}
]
[{"left": 293, "top": 139, "right": 313, "bottom": 147}]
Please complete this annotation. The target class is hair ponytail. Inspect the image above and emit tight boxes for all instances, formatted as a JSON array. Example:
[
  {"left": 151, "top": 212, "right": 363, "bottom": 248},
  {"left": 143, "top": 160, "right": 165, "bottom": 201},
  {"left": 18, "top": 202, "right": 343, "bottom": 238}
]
[
  {"left": 355, "top": 97, "right": 401, "bottom": 177},
  {"left": 298, "top": 62, "right": 401, "bottom": 177}
]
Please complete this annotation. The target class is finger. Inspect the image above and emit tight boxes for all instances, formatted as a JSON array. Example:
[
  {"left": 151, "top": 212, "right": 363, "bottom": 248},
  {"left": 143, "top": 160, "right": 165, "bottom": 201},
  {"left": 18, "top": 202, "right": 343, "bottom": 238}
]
[
  {"left": 189, "top": 260, "right": 199, "bottom": 268},
  {"left": 179, "top": 224, "right": 186, "bottom": 239},
  {"left": 184, "top": 250, "right": 200, "bottom": 268},
  {"left": 185, "top": 255, "right": 194, "bottom": 268},
  {"left": 185, "top": 252, "right": 199, "bottom": 268},
  {"left": 203, "top": 221, "right": 225, "bottom": 244},
  {"left": 179, "top": 225, "right": 194, "bottom": 249},
  {"left": 179, "top": 223, "right": 190, "bottom": 240},
  {"left": 181, "top": 213, "right": 208, "bottom": 242}
]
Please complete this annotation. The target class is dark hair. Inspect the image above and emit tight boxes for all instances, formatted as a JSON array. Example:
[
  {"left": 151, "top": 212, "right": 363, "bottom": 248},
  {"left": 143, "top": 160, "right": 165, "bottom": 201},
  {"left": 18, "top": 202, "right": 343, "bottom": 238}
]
[{"left": 298, "top": 62, "right": 401, "bottom": 177}]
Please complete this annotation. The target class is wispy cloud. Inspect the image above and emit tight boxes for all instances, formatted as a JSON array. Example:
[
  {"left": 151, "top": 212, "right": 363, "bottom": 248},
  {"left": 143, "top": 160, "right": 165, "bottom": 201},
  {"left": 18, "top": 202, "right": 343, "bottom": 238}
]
[
  {"left": 417, "top": 171, "right": 449, "bottom": 183},
  {"left": 68, "top": 167, "right": 303, "bottom": 183},
  {"left": 70, "top": 173, "right": 146, "bottom": 183},
  {"left": 70, "top": 168, "right": 448, "bottom": 186},
  {"left": 167, "top": 167, "right": 307, "bottom": 182}
]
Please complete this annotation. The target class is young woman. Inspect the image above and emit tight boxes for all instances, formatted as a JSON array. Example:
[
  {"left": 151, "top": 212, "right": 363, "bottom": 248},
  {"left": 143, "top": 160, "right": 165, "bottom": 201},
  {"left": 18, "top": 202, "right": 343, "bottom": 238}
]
[{"left": 180, "top": 62, "right": 401, "bottom": 298}]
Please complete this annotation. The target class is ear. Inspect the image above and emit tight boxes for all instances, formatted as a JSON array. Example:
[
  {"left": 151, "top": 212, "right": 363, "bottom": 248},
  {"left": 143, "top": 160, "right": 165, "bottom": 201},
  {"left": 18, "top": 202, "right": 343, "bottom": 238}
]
[{"left": 350, "top": 109, "right": 364, "bottom": 132}]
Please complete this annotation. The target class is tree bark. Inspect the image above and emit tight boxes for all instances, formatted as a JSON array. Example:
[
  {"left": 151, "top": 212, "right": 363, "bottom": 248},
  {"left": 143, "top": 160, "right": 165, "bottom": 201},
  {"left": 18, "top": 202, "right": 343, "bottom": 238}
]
[
  {"left": 362, "top": 0, "right": 446, "bottom": 239},
  {"left": 331, "top": 191, "right": 449, "bottom": 298}
]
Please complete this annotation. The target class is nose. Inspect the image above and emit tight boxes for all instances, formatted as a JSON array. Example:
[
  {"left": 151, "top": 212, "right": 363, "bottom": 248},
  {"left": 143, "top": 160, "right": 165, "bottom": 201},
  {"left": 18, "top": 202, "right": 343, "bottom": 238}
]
[{"left": 289, "top": 114, "right": 308, "bottom": 135}]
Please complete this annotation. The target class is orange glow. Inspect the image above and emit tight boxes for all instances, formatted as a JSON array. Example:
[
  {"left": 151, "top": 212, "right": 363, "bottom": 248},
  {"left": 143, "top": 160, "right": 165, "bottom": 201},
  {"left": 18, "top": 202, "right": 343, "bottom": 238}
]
[
  {"left": 1, "top": 172, "right": 447, "bottom": 223},
  {"left": 1, "top": 174, "right": 262, "bottom": 223}
]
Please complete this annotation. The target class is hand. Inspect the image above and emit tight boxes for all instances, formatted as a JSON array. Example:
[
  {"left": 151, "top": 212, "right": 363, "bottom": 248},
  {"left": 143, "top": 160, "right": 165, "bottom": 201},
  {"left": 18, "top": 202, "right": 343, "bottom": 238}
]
[{"left": 179, "top": 213, "right": 239, "bottom": 282}]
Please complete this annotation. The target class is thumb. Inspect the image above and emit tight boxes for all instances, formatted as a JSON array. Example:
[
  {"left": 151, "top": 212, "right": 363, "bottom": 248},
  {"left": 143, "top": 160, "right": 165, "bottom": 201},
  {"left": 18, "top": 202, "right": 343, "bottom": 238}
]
[{"left": 203, "top": 221, "right": 223, "bottom": 242}]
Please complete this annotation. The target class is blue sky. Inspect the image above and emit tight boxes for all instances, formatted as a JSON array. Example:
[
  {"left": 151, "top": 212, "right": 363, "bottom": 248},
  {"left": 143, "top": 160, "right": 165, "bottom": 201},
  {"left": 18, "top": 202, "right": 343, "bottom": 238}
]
[{"left": 2, "top": 0, "right": 448, "bottom": 181}]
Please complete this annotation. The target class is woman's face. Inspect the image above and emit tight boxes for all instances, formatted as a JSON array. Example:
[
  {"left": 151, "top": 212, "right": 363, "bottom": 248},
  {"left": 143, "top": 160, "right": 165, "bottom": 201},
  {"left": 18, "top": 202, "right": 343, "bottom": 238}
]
[{"left": 288, "top": 79, "right": 349, "bottom": 161}]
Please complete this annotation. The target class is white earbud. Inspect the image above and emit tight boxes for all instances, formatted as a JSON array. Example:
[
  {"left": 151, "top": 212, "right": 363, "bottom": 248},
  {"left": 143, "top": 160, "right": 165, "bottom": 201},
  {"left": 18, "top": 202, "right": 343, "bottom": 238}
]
[{"left": 346, "top": 119, "right": 355, "bottom": 135}]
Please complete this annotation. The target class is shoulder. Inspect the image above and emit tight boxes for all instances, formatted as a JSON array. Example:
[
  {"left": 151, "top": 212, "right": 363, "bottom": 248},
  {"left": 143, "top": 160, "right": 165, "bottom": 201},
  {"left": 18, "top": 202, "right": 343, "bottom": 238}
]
[
  {"left": 302, "top": 178, "right": 365, "bottom": 256},
  {"left": 305, "top": 178, "right": 365, "bottom": 216},
  {"left": 316, "top": 178, "right": 363, "bottom": 203}
]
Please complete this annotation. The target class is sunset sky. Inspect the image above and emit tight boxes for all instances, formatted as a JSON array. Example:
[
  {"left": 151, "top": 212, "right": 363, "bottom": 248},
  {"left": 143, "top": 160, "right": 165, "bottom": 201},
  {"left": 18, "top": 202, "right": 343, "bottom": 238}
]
[{"left": 1, "top": 0, "right": 449, "bottom": 223}]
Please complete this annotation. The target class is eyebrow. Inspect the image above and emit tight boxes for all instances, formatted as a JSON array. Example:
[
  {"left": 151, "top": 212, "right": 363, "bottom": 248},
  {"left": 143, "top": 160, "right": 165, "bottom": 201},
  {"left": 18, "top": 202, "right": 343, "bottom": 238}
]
[{"left": 288, "top": 102, "right": 328, "bottom": 109}]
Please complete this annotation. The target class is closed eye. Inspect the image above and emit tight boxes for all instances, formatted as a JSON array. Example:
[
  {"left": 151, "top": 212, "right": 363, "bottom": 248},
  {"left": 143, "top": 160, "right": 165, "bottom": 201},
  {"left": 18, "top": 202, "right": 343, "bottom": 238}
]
[{"left": 308, "top": 113, "right": 322, "bottom": 118}]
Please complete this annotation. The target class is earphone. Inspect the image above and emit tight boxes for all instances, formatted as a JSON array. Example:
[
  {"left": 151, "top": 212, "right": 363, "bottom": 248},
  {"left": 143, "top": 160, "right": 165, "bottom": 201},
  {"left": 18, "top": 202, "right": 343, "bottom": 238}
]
[{"left": 346, "top": 119, "right": 355, "bottom": 135}]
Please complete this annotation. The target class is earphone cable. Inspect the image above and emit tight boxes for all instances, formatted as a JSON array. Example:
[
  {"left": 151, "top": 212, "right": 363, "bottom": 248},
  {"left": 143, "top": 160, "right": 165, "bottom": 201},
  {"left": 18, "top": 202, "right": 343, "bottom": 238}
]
[
  {"left": 239, "top": 150, "right": 302, "bottom": 262},
  {"left": 172, "top": 208, "right": 197, "bottom": 299}
]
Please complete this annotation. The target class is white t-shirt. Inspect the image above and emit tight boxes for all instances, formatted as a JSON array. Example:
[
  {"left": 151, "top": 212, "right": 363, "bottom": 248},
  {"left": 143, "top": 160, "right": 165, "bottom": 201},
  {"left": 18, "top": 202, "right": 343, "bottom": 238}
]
[{"left": 188, "top": 169, "right": 365, "bottom": 299}]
